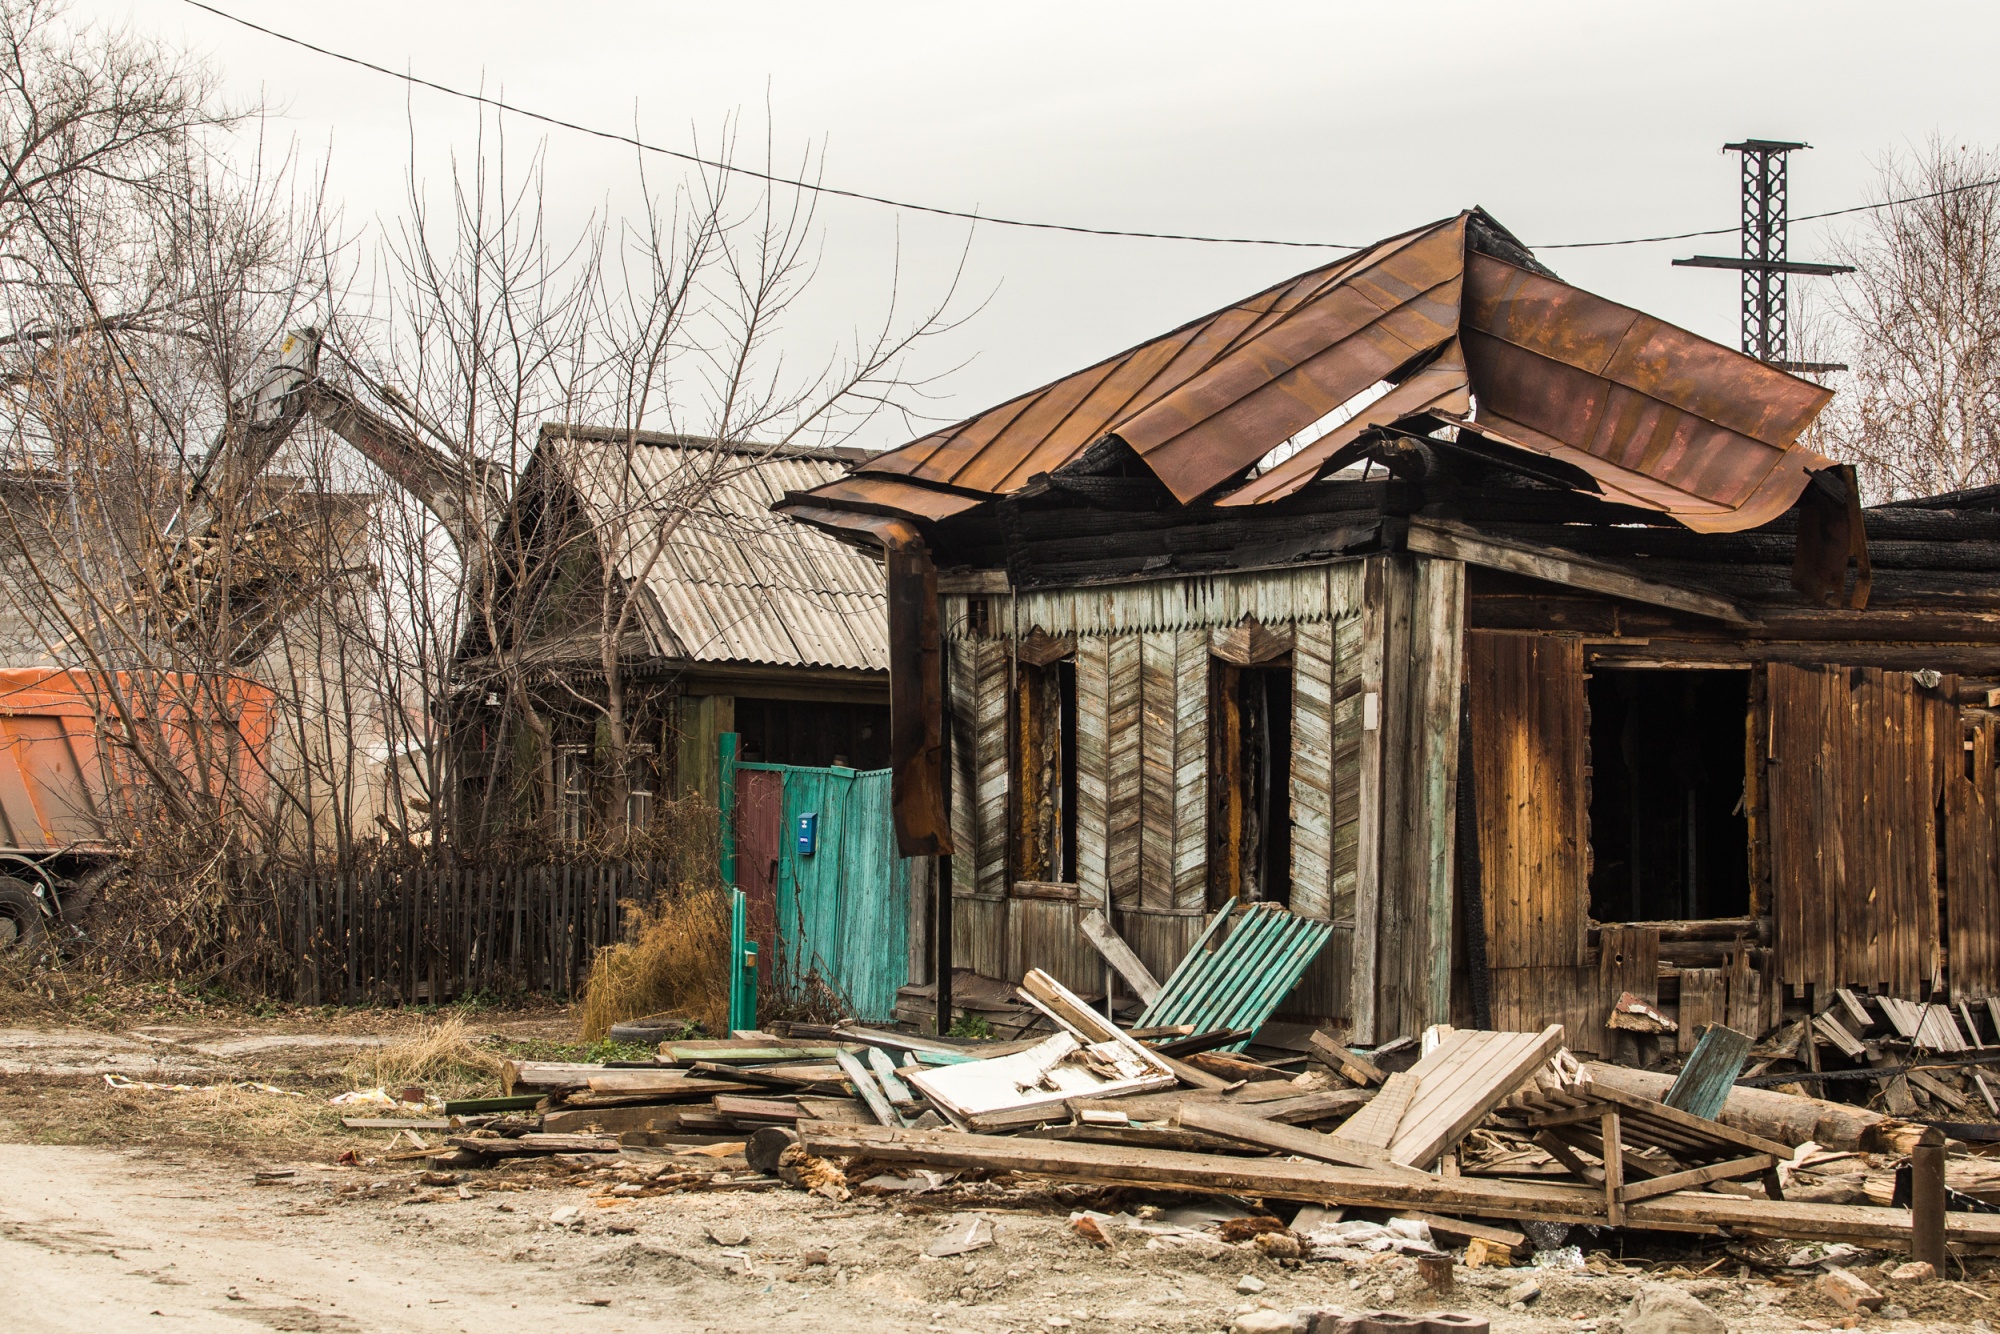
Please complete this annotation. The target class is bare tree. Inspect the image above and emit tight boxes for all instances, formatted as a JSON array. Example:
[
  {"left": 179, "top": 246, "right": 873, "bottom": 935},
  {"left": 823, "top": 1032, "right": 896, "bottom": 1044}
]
[
  {"left": 1811, "top": 138, "right": 2000, "bottom": 500},
  {"left": 359, "top": 117, "right": 966, "bottom": 845}
]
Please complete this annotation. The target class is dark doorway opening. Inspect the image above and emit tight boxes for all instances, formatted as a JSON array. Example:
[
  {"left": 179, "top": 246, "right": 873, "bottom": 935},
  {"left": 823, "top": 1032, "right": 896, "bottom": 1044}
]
[
  {"left": 1211, "top": 661, "right": 1293, "bottom": 906},
  {"left": 1588, "top": 667, "right": 1750, "bottom": 922},
  {"left": 1012, "top": 657, "right": 1077, "bottom": 884}
]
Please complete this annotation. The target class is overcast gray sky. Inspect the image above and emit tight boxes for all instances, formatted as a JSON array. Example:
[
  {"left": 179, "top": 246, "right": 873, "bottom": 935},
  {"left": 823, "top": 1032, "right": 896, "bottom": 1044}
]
[{"left": 108, "top": 0, "right": 2000, "bottom": 450}]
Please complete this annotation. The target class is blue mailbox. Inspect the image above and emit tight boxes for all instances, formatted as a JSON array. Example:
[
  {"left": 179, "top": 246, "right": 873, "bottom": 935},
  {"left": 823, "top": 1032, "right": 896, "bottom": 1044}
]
[{"left": 796, "top": 811, "right": 819, "bottom": 856}]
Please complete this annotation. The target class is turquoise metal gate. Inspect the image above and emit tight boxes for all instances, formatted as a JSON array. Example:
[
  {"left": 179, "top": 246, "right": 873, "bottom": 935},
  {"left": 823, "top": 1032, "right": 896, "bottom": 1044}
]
[{"left": 720, "top": 734, "right": 911, "bottom": 1024}]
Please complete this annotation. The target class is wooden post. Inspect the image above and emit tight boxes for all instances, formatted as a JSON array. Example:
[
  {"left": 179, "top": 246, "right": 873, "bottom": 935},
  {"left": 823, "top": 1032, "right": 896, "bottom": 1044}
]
[
  {"left": 1911, "top": 1125, "right": 1947, "bottom": 1268},
  {"left": 1602, "top": 1109, "right": 1626, "bottom": 1227}
]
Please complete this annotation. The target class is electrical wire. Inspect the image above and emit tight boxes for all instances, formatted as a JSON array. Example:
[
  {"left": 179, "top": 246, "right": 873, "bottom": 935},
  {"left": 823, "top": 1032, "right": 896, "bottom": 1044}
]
[{"left": 180, "top": 0, "right": 2000, "bottom": 256}]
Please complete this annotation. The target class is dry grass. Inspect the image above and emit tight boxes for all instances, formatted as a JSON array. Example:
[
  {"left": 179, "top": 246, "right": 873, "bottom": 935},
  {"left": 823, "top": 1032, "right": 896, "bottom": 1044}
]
[
  {"left": 342, "top": 1012, "right": 508, "bottom": 1099},
  {"left": 577, "top": 888, "right": 730, "bottom": 1041},
  {"left": 0, "top": 1074, "right": 349, "bottom": 1153}
]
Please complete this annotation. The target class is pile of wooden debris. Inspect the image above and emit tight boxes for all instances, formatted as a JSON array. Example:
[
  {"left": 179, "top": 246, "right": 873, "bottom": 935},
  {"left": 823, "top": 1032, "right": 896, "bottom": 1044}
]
[{"left": 357, "top": 966, "right": 2000, "bottom": 1261}]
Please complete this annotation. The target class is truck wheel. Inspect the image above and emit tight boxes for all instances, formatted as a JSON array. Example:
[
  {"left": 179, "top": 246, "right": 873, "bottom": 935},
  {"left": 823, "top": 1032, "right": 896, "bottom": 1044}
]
[{"left": 0, "top": 878, "right": 47, "bottom": 952}]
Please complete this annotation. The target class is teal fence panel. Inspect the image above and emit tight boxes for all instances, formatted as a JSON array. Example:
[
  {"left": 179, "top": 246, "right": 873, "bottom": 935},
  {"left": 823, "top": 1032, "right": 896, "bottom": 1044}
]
[{"left": 758, "top": 763, "right": 908, "bottom": 1022}]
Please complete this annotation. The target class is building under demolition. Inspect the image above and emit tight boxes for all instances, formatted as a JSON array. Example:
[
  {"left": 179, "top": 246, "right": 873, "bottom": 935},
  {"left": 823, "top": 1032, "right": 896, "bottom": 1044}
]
[{"left": 776, "top": 209, "right": 2000, "bottom": 1057}]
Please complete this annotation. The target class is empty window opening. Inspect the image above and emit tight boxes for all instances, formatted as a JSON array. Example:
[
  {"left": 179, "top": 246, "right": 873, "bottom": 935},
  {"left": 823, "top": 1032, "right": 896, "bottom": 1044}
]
[
  {"left": 1013, "top": 657, "right": 1077, "bottom": 884},
  {"left": 1588, "top": 667, "right": 1750, "bottom": 922},
  {"left": 734, "top": 698, "right": 889, "bottom": 770},
  {"left": 1210, "top": 661, "right": 1293, "bottom": 906}
]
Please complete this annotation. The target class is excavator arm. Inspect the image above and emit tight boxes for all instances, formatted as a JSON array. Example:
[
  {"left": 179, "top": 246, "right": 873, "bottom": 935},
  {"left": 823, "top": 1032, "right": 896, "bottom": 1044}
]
[
  {"left": 179, "top": 327, "right": 509, "bottom": 561},
  {"left": 167, "top": 328, "right": 511, "bottom": 661}
]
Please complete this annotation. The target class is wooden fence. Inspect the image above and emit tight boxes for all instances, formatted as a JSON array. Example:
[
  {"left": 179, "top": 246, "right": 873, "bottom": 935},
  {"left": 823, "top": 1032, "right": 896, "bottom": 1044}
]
[{"left": 275, "top": 860, "right": 667, "bottom": 1005}]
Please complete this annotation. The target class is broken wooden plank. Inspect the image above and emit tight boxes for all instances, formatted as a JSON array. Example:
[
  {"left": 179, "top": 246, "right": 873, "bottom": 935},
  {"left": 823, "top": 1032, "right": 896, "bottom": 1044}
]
[
  {"left": 1907, "top": 1068, "right": 1974, "bottom": 1115},
  {"left": 1813, "top": 1013, "right": 1868, "bottom": 1060},
  {"left": 864, "top": 1047, "right": 917, "bottom": 1106},
  {"left": 1388, "top": 1026, "right": 1567, "bottom": 1169},
  {"left": 711, "top": 1094, "right": 808, "bottom": 1122},
  {"left": 1664, "top": 1024, "right": 1753, "bottom": 1121},
  {"left": 834, "top": 1049, "right": 903, "bottom": 1127},
  {"left": 1310, "top": 1031, "right": 1387, "bottom": 1086},
  {"left": 1588, "top": 1084, "right": 1794, "bottom": 1159},
  {"left": 1976, "top": 1071, "right": 2000, "bottom": 1119},
  {"left": 1249, "top": 1088, "right": 1376, "bottom": 1125},
  {"left": 1388, "top": 1212, "right": 1526, "bottom": 1250},
  {"left": 1340, "top": 1071, "right": 1420, "bottom": 1149},
  {"left": 1835, "top": 988, "right": 1875, "bottom": 1033},
  {"left": 1961, "top": 1001, "right": 1988, "bottom": 1049},
  {"left": 340, "top": 1117, "right": 449, "bottom": 1131},
  {"left": 1175, "top": 1101, "right": 1428, "bottom": 1177},
  {"left": 1079, "top": 908, "right": 1161, "bottom": 1003}
]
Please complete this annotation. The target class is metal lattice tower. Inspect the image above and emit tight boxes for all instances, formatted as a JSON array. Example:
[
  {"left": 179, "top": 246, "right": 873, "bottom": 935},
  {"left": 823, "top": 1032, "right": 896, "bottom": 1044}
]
[{"left": 1675, "top": 139, "right": 1850, "bottom": 371}]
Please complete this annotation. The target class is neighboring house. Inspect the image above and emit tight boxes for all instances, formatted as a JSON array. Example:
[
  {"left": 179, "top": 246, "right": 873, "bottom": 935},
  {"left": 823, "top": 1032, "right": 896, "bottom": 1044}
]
[
  {"left": 454, "top": 426, "right": 889, "bottom": 836},
  {"left": 778, "top": 209, "right": 2000, "bottom": 1055}
]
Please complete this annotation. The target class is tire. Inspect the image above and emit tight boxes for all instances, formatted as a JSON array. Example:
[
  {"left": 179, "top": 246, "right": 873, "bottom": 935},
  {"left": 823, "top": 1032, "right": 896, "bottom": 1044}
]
[
  {"left": 609, "top": 1012, "right": 699, "bottom": 1045},
  {"left": 0, "top": 877, "right": 47, "bottom": 953}
]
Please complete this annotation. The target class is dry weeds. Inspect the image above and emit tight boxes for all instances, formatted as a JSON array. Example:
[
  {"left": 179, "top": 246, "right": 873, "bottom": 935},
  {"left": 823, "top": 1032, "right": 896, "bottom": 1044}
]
[
  {"left": 577, "top": 888, "right": 729, "bottom": 1040},
  {"left": 342, "top": 1012, "right": 508, "bottom": 1099}
]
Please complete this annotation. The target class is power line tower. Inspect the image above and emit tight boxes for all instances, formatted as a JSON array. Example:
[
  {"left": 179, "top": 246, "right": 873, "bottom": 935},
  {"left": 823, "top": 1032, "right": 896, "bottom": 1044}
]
[{"left": 1673, "top": 139, "right": 1850, "bottom": 371}]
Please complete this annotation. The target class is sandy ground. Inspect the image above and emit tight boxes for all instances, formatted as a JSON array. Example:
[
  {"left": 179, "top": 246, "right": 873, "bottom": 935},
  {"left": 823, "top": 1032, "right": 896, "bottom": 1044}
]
[{"left": 2, "top": 1015, "right": 1997, "bottom": 1334}]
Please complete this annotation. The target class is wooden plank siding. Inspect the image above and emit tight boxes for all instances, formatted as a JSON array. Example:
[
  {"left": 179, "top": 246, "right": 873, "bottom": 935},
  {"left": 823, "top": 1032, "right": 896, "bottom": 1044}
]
[
  {"left": 1290, "top": 617, "right": 1337, "bottom": 920},
  {"left": 1074, "top": 634, "right": 1111, "bottom": 910},
  {"left": 1139, "top": 632, "right": 1177, "bottom": 908},
  {"left": 1768, "top": 664, "right": 1950, "bottom": 997},
  {"left": 1947, "top": 716, "right": 2000, "bottom": 997},
  {"left": 1172, "top": 630, "right": 1210, "bottom": 912},
  {"left": 1467, "top": 629, "right": 1589, "bottom": 1034},
  {"left": 1331, "top": 615, "right": 1365, "bottom": 921},
  {"left": 1105, "top": 632, "right": 1144, "bottom": 910}
]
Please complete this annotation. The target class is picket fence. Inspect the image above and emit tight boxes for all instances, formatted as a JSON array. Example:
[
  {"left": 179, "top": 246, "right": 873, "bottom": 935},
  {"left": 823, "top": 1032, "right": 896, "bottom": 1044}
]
[{"left": 276, "top": 860, "right": 666, "bottom": 1005}]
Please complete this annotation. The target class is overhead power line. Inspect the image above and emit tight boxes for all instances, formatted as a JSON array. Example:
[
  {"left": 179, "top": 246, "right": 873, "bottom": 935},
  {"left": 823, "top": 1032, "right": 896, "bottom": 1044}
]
[{"left": 181, "top": 0, "right": 2000, "bottom": 256}]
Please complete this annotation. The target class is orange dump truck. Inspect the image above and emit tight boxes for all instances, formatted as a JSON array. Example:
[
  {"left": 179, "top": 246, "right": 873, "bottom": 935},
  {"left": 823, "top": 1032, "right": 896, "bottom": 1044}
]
[{"left": 0, "top": 670, "right": 273, "bottom": 951}]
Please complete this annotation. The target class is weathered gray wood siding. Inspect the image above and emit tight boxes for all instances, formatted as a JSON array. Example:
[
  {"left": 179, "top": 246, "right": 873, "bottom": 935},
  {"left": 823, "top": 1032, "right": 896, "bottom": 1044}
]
[{"left": 941, "top": 562, "right": 1396, "bottom": 1018}]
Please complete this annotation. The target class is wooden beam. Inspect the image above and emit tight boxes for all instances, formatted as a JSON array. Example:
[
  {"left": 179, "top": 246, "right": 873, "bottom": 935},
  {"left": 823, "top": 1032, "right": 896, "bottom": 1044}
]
[
  {"left": 1310, "top": 1031, "right": 1387, "bottom": 1086},
  {"left": 1175, "top": 1101, "right": 1429, "bottom": 1178},
  {"left": 1602, "top": 1110, "right": 1626, "bottom": 1228},
  {"left": 1389, "top": 1212, "right": 1527, "bottom": 1249},
  {"left": 1588, "top": 1083, "right": 1795, "bottom": 1160},
  {"left": 1407, "top": 518, "right": 1751, "bottom": 625},
  {"left": 1616, "top": 1153, "right": 1779, "bottom": 1205},
  {"left": 1079, "top": 908, "right": 1161, "bottom": 1003},
  {"left": 794, "top": 1121, "right": 2000, "bottom": 1245},
  {"left": 1534, "top": 1130, "right": 1604, "bottom": 1184}
]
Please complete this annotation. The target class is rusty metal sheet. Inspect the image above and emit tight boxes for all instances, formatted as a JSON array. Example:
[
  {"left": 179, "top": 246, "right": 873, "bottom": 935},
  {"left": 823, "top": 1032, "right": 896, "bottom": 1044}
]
[
  {"left": 1218, "top": 340, "right": 1472, "bottom": 507},
  {"left": 792, "top": 473, "right": 985, "bottom": 522},
  {"left": 851, "top": 215, "right": 1464, "bottom": 497},
  {"left": 1463, "top": 253, "right": 1830, "bottom": 448},
  {"left": 781, "top": 210, "right": 1838, "bottom": 537}
]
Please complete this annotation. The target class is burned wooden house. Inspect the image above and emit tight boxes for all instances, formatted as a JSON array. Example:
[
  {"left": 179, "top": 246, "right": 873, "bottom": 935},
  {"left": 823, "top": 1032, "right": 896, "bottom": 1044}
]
[{"left": 777, "top": 210, "right": 2000, "bottom": 1056}]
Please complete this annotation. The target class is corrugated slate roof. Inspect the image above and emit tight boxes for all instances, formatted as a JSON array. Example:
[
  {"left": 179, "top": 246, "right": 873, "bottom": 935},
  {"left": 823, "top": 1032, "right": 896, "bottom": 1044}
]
[{"left": 552, "top": 430, "right": 887, "bottom": 672}]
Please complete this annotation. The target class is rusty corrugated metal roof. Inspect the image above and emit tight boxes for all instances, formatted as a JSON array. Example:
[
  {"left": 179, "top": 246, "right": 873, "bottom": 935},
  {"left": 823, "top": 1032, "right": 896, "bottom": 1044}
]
[
  {"left": 778, "top": 210, "right": 1837, "bottom": 535},
  {"left": 553, "top": 430, "right": 888, "bottom": 672}
]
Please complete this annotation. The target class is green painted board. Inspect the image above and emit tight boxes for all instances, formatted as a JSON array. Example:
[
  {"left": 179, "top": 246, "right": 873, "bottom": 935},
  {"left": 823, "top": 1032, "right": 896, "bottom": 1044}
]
[{"left": 442, "top": 1094, "right": 543, "bottom": 1114}]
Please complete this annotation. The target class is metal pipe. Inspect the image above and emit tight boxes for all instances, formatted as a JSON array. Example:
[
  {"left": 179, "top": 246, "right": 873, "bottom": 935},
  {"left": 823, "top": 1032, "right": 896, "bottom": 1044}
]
[{"left": 1912, "top": 1126, "right": 1947, "bottom": 1270}]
